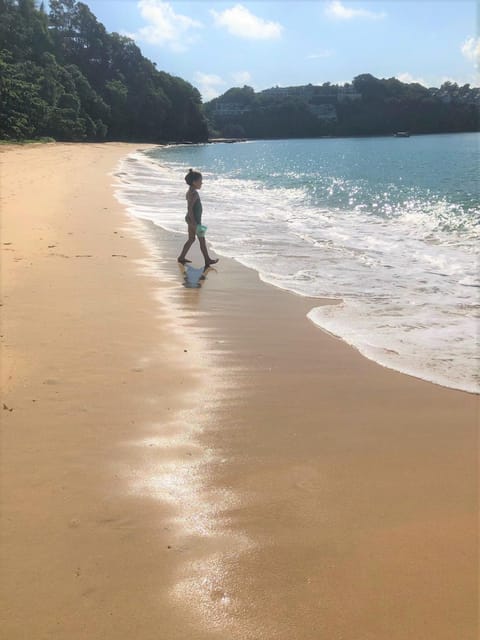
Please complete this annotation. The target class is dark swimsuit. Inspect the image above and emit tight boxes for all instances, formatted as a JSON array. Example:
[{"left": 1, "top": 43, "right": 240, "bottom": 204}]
[
  {"left": 193, "top": 197, "right": 202, "bottom": 224},
  {"left": 185, "top": 193, "right": 202, "bottom": 225}
]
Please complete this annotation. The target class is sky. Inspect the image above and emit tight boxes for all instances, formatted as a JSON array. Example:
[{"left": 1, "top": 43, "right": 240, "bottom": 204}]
[{"left": 72, "top": 0, "right": 479, "bottom": 100}]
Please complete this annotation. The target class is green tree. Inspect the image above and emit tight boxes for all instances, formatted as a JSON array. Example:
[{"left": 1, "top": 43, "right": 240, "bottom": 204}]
[
  {"left": 0, "top": 52, "right": 48, "bottom": 138},
  {"left": 0, "top": 0, "right": 209, "bottom": 142}
]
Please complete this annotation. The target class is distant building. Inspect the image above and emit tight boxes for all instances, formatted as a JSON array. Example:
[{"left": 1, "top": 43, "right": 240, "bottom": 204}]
[
  {"left": 337, "top": 85, "right": 362, "bottom": 102},
  {"left": 261, "top": 85, "right": 316, "bottom": 99},
  {"left": 213, "top": 102, "right": 251, "bottom": 116},
  {"left": 308, "top": 103, "right": 338, "bottom": 121},
  {"left": 261, "top": 84, "right": 361, "bottom": 104},
  {"left": 464, "top": 89, "right": 480, "bottom": 106},
  {"left": 428, "top": 86, "right": 480, "bottom": 106}
]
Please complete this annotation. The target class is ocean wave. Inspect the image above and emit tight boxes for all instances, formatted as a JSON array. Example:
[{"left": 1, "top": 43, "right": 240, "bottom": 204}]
[{"left": 114, "top": 141, "right": 479, "bottom": 394}]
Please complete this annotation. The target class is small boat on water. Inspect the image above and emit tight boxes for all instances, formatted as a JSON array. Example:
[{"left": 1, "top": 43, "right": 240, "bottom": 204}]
[{"left": 394, "top": 131, "right": 411, "bottom": 137}]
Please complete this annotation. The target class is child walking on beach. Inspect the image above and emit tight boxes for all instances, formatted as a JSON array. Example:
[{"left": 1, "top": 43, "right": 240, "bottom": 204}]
[{"left": 177, "top": 169, "right": 218, "bottom": 268}]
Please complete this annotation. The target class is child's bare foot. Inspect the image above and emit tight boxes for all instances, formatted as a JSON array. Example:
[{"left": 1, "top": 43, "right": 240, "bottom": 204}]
[{"left": 205, "top": 259, "right": 219, "bottom": 267}]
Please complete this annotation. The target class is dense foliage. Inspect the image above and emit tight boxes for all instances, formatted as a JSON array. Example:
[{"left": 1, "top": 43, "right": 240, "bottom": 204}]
[
  {"left": 0, "top": 0, "right": 209, "bottom": 142},
  {"left": 205, "top": 76, "right": 480, "bottom": 139}
]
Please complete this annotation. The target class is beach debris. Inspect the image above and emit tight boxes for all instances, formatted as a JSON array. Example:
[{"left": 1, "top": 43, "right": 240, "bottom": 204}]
[
  {"left": 3, "top": 403, "right": 13, "bottom": 411},
  {"left": 75, "top": 254, "right": 93, "bottom": 258},
  {"left": 111, "top": 254, "right": 127, "bottom": 258},
  {"left": 48, "top": 245, "right": 56, "bottom": 248},
  {"left": 3, "top": 242, "right": 12, "bottom": 245}
]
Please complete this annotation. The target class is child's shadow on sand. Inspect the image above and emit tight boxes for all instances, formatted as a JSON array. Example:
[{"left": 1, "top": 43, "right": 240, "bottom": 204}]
[{"left": 181, "top": 264, "right": 214, "bottom": 289}]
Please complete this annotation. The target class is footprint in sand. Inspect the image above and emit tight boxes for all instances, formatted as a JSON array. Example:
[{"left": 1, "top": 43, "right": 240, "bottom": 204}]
[{"left": 210, "top": 588, "right": 231, "bottom": 605}]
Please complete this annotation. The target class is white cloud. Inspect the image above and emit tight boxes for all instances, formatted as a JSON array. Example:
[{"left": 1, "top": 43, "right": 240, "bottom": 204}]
[
  {"left": 306, "top": 50, "right": 334, "bottom": 60},
  {"left": 325, "top": 1, "right": 386, "bottom": 20},
  {"left": 231, "top": 71, "right": 252, "bottom": 85},
  {"left": 133, "top": 0, "right": 202, "bottom": 52},
  {"left": 194, "top": 72, "right": 225, "bottom": 101},
  {"left": 211, "top": 4, "right": 283, "bottom": 40},
  {"left": 461, "top": 36, "right": 480, "bottom": 66},
  {"left": 396, "top": 72, "right": 427, "bottom": 86}
]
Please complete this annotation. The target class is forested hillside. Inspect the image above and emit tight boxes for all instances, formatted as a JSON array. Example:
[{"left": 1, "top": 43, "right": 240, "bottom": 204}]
[
  {"left": 2, "top": 1, "right": 477, "bottom": 143},
  {"left": 0, "top": 0, "right": 209, "bottom": 142},
  {"left": 205, "top": 77, "right": 480, "bottom": 139}
]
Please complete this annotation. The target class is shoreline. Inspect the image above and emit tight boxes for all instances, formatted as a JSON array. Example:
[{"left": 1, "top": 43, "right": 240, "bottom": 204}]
[
  {"left": 117, "top": 142, "right": 479, "bottom": 396},
  {"left": 132, "top": 215, "right": 478, "bottom": 397},
  {"left": 2, "top": 128, "right": 477, "bottom": 149},
  {"left": 1, "top": 143, "right": 478, "bottom": 639}
]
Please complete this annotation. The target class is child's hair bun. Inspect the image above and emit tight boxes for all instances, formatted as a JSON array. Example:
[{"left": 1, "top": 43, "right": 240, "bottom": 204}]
[{"left": 185, "top": 168, "right": 202, "bottom": 186}]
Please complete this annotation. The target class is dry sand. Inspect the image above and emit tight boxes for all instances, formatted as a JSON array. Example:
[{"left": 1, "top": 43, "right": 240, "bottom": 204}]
[{"left": 0, "top": 143, "right": 478, "bottom": 640}]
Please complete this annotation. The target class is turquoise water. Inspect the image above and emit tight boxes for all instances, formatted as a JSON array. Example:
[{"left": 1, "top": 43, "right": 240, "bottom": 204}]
[
  {"left": 152, "top": 134, "right": 478, "bottom": 218},
  {"left": 116, "top": 133, "right": 479, "bottom": 393}
]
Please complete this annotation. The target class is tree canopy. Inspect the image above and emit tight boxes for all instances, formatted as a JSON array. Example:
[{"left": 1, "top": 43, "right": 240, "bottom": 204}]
[
  {"left": 0, "top": 0, "right": 209, "bottom": 142},
  {"left": 205, "top": 75, "right": 480, "bottom": 139}
]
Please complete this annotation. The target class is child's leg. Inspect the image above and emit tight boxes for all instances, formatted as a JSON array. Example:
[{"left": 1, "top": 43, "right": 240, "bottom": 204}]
[
  {"left": 178, "top": 227, "right": 196, "bottom": 263},
  {"left": 199, "top": 237, "right": 218, "bottom": 267}
]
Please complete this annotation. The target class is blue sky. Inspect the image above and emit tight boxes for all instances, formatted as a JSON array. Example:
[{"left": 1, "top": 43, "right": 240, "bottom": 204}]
[{"left": 77, "top": 1, "right": 478, "bottom": 100}]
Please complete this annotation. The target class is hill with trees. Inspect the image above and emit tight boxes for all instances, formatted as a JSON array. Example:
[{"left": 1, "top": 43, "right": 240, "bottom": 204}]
[
  {"left": 205, "top": 76, "right": 480, "bottom": 139},
  {"left": 2, "top": 2, "right": 477, "bottom": 144},
  {"left": 0, "top": 0, "right": 209, "bottom": 142}
]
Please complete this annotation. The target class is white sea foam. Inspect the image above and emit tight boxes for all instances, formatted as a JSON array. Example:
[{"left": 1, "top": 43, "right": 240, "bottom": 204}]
[{"left": 114, "top": 146, "right": 479, "bottom": 394}]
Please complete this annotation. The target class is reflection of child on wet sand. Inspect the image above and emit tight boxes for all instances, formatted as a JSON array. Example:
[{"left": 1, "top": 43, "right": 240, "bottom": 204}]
[{"left": 177, "top": 169, "right": 218, "bottom": 269}]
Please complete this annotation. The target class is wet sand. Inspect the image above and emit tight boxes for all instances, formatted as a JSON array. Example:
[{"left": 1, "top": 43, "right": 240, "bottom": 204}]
[{"left": 1, "top": 143, "right": 478, "bottom": 639}]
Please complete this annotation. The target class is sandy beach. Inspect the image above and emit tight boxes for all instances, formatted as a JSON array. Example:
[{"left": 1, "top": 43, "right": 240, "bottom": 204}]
[{"left": 1, "top": 143, "right": 478, "bottom": 639}]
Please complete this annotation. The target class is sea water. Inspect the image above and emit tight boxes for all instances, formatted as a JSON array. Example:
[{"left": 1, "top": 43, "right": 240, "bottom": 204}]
[{"left": 115, "top": 134, "right": 479, "bottom": 394}]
